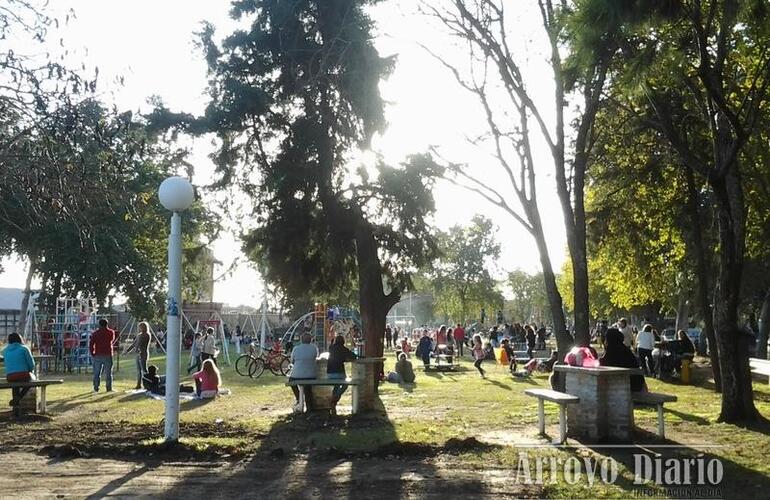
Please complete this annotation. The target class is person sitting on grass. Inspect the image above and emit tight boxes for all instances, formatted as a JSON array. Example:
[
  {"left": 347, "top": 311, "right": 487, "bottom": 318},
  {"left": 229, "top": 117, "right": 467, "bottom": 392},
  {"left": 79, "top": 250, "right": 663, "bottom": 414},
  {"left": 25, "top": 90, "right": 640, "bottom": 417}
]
[
  {"left": 2, "top": 333, "right": 36, "bottom": 407},
  {"left": 327, "top": 335, "right": 357, "bottom": 415},
  {"left": 600, "top": 328, "right": 646, "bottom": 392},
  {"left": 396, "top": 352, "right": 415, "bottom": 383},
  {"left": 500, "top": 338, "right": 517, "bottom": 373},
  {"left": 193, "top": 358, "right": 221, "bottom": 399},
  {"left": 143, "top": 365, "right": 194, "bottom": 396}
]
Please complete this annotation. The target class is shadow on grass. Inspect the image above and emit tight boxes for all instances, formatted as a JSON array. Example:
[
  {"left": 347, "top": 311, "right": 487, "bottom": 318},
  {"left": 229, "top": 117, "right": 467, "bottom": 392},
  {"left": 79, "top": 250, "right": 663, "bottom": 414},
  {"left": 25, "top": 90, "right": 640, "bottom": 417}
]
[
  {"left": 666, "top": 408, "right": 711, "bottom": 426},
  {"left": 180, "top": 397, "right": 215, "bottom": 412},
  {"left": 484, "top": 378, "right": 513, "bottom": 391},
  {"left": 84, "top": 464, "right": 152, "bottom": 500},
  {"left": 397, "top": 382, "right": 416, "bottom": 393},
  {"left": 157, "top": 390, "right": 495, "bottom": 499},
  {"left": 563, "top": 431, "right": 770, "bottom": 497}
]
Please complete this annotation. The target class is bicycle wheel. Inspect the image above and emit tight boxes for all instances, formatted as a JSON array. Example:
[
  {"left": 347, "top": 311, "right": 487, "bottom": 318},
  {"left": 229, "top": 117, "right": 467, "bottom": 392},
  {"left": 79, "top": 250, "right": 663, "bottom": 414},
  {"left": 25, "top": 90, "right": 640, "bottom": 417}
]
[
  {"left": 235, "top": 355, "right": 254, "bottom": 377},
  {"left": 248, "top": 357, "right": 265, "bottom": 378},
  {"left": 276, "top": 355, "right": 291, "bottom": 376}
]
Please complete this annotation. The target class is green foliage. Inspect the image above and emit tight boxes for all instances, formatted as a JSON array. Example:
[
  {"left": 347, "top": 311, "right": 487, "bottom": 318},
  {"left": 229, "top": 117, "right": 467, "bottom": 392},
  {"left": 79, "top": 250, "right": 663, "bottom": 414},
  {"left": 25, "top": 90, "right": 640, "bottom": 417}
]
[
  {"left": 0, "top": 99, "right": 219, "bottom": 320},
  {"left": 184, "top": 0, "right": 440, "bottom": 311},
  {"left": 505, "top": 269, "right": 551, "bottom": 324},
  {"left": 429, "top": 215, "right": 503, "bottom": 323}
]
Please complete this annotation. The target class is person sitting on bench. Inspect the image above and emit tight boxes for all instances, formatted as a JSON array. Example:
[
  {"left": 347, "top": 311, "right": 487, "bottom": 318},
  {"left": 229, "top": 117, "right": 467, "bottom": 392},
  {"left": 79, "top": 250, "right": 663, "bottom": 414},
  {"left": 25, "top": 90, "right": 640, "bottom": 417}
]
[
  {"left": 2, "top": 333, "right": 36, "bottom": 407},
  {"left": 288, "top": 333, "right": 317, "bottom": 412},
  {"left": 327, "top": 335, "right": 357, "bottom": 415},
  {"left": 600, "top": 328, "right": 646, "bottom": 392}
]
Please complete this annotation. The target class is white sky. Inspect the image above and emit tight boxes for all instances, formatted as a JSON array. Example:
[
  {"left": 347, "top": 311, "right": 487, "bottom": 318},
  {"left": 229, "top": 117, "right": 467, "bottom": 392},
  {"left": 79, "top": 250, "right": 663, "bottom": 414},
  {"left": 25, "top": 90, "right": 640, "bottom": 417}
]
[{"left": 0, "top": 0, "right": 567, "bottom": 307}]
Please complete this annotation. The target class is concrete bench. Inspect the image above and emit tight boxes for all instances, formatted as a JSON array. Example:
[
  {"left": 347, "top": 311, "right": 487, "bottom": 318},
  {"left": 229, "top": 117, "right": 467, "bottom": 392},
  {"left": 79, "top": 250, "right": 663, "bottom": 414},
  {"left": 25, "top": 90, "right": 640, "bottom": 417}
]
[
  {"left": 0, "top": 379, "right": 63, "bottom": 416},
  {"left": 632, "top": 392, "right": 677, "bottom": 439},
  {"left": 525, "top": 388, "right": 580, "bottom": 444},
  {"left": 286, "top": 378, "right": 361, "bottom": 413},
  {"left": 749, "top": 358, "right": 770, "bottom": 384}
]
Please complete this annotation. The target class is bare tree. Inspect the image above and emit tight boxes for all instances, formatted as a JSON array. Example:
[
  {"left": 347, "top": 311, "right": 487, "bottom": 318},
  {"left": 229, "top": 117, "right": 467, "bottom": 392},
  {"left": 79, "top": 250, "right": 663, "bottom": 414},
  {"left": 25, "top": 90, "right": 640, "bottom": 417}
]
[{"left": 423, "top": 0, "right": 609, "bottom": 350}]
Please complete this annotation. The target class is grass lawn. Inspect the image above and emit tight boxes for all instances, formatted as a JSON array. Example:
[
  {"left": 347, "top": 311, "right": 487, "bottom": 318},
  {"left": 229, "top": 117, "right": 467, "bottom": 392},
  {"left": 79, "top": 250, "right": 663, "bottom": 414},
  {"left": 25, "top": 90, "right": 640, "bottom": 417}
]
[{"left": 1, "top": 349, "right": 769, "bottom": 498}]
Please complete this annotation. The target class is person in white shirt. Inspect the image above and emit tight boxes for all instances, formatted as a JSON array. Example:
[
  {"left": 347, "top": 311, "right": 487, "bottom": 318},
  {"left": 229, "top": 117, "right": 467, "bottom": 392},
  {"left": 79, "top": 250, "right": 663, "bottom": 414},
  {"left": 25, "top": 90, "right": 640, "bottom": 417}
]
[
  {"left": 617, "top": 318, "right": 634, "bottom": 348},
  {"left": 635, "top": 324, "right": 656, "bottom": 375},
  {"left": 288, "top": 333, "right": 318, "bottom": 412},
  {"left": 201, "top": 327, "right": 218, "bottom": 365}
]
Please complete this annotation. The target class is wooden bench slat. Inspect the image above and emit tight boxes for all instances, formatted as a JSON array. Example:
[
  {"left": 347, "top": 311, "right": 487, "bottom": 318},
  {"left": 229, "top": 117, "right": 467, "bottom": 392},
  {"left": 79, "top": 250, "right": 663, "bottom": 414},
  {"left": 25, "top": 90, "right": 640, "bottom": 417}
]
[
  {"left": 285, "top": 379, "right": 360, "bottom": 387},
  {"left": 0, "top": 380, "right": 63, "bottom": 389},
  {"left": 632, "top": 392, "right": 677, "bottom": 404},
  {"left": 525, "top": 388, "right": 580, "bottom": 404}
]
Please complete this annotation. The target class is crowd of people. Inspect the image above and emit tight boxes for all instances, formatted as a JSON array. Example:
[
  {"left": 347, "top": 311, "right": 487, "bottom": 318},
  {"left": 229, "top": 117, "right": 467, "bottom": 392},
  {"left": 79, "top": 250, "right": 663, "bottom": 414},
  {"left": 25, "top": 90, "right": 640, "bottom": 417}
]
[{"left": 592, "top": 318, "right": 696, "bottom": 379}]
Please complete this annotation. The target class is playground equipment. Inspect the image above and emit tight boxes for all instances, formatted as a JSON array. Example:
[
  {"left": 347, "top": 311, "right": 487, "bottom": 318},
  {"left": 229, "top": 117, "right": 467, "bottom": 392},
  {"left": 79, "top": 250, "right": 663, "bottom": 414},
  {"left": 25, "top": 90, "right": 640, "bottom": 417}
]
[
  {"left": 181, "top": 303, "right": 231, "bottom": 366},
  {"left": 35, "top": 297, "right": 114, "bottom": 373},
  {"left": 280, "top": 304, "right": 362, "bottom": 354},
  {"left": 120, "top": 318, "right": 166, "bottom": 356}
]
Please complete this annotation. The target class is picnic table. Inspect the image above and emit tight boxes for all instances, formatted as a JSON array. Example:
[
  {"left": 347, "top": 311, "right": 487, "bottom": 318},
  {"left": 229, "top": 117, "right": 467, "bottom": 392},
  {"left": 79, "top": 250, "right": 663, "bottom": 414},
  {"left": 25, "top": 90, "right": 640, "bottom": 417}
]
[{"left": 553, "top": 365, "right": 641, "bottom": 441}]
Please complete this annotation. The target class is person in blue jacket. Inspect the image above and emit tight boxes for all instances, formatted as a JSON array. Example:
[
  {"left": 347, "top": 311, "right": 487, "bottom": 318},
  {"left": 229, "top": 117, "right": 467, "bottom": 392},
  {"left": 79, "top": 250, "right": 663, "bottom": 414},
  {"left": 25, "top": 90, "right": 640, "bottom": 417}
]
[{"left": 2, "top": 333, "right": 36, "bottom": 406}]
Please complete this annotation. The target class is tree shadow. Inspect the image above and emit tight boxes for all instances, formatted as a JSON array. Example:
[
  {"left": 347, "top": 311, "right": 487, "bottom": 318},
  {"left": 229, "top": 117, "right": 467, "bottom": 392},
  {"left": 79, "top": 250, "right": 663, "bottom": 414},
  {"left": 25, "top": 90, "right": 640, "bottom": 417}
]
[
  {"left": 85, "top": 464, "right": 152, "bottom": 500},
  {"left": 156, "top": 390, "right": 493, "bottom": 499},
  {"left": 483, "top": 378, "right": 513, "bottom": 391},
  {"left": 180, "top": 397, "right": 215, "bottom": 412},
  {"left": 509, "top": 375, "right": 539, "bottom": 385},
  {"left": 665, "top": 408, "right": 711, "bottom": 426}
]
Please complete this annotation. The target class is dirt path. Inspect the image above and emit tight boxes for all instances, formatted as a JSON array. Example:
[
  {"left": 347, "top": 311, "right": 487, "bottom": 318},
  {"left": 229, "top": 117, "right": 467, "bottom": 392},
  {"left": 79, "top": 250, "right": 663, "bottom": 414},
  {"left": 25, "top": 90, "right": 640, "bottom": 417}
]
[{"left": 0, "top": 448, "right": 540, "bottom": 499}]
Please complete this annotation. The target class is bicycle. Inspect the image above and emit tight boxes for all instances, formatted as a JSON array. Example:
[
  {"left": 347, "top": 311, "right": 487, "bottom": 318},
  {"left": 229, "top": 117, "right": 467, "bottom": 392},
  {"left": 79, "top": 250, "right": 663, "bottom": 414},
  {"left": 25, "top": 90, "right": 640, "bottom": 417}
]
[
  {"left": 249, "top": 346, "right": 290, "bottom": 378},
  {"left": 235, "top": 343, "right": 264, "bottom": 377}
]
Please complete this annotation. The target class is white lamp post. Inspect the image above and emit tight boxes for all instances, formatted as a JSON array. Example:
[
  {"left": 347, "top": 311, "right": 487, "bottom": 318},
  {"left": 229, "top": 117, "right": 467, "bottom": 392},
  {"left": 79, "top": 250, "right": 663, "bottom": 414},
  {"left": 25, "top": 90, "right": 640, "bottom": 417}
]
[{"left": 158, "top": 176, "right": 195, "bottom": 442}]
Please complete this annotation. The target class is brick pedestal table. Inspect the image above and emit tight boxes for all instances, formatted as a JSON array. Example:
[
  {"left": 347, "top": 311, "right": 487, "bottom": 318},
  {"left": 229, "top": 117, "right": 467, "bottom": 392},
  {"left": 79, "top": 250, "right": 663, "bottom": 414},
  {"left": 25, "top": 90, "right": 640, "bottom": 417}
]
[
  {"left": 307, "top": 358, "right": 333, "bottom": 411},
  {"left": 554, "top": 365, "right": 641, "bottom": 441},
  {"left": 351, "top": 357, "right": 385, "bottom": 413}
]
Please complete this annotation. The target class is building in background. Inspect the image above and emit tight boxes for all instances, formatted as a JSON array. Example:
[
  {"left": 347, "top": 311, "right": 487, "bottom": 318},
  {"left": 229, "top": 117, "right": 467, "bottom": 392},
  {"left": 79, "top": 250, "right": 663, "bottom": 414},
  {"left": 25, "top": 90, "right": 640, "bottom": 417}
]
[{"left": 0, "top": 287, "right": 23, "bottom": 341}]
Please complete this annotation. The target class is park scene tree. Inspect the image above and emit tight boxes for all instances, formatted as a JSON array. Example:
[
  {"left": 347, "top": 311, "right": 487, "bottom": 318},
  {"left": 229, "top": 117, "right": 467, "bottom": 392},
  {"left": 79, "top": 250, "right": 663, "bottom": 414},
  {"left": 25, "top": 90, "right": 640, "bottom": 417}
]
[{"left": 0, "top": 0, "right": 769, "bottom": 498}]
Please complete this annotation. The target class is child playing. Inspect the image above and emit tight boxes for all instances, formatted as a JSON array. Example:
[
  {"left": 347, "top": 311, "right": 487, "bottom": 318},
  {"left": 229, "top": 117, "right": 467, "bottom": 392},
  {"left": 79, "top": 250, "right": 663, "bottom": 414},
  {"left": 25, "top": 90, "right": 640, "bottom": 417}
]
[{"left": 472, "top": 335, "right": 486, "bottom": 378}]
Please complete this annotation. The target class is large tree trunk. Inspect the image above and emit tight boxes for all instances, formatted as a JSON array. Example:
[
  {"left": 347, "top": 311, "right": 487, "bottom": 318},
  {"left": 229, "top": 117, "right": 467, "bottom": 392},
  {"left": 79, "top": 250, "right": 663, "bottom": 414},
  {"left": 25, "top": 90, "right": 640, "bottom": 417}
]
[
  {"left": 757, "top": 288, "right": 770, "bottom": 360},
  {"left": 531, "top": 222, "right": 570, "bottom": 358},
  {"left": 17, "top": 256, "right": 38, "bottom": 341},
  {"left": 684, "top": 166, "right": 721, "bottom": 388},
  {"left": 712, "top": 170, "right": 757, "bottom": 422},
  {"left": 355, "top": 222, "right": 399, "bottom": 394}
]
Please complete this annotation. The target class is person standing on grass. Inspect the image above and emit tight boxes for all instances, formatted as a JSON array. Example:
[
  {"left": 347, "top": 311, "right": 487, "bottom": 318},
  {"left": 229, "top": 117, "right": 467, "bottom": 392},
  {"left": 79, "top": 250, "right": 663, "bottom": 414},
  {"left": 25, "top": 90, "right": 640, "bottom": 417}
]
[
  {"left": 453, "top": 323, "right": 465, "bottom": 357},
  {"left": 417, "top": 330, "right": 432, "bottom": 368},
  {"left": 525, "top": 325, "right": 536, "bottom": 360},
  {"left": 385, "top": 323, "right": 393, "bottom": 349},
  {"left": 2, "top": 333, "right": 36, "bottom": 406},
  {"left": 90, "top": 318, "right": 116, "bottom": 392},
  {"left": 635, "top": 324, "right": 656, "bottom": 376},
  {"left": 187, "top": 333, "right": 203, "bottom": 374},
  {"left": 472, "top": 334, "right": 486, "bottom": 378},
  {"left": 127, "top": 321, "right": 152, "bottom": 390},
  {"left": 201, "top": 327, "right": 218, "bottom": 366}
]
